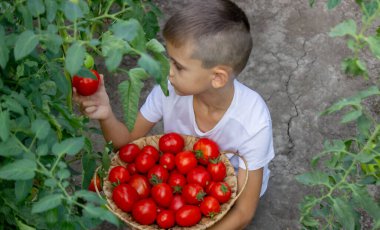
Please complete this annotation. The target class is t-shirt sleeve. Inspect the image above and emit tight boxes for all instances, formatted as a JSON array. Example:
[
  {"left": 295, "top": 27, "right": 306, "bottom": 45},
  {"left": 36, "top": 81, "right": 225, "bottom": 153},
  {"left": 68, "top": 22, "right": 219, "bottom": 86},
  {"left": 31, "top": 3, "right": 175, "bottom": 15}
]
[
  {"left": 238, "top": 121, "right": 275, "bottom": 170},
  {"left": 140, "top": 85, "right": 164, "bottom": 123}
]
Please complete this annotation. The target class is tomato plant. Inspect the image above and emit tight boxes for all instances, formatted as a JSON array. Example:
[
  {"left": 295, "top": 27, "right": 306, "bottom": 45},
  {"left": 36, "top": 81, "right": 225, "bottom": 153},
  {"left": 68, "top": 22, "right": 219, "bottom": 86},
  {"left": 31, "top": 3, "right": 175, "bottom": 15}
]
[
  {"left": 0, "top": 0, "right": 168, "bottom": 229},
  {"left": 72, "top": 69, "right": 100, "bottom": 96}
]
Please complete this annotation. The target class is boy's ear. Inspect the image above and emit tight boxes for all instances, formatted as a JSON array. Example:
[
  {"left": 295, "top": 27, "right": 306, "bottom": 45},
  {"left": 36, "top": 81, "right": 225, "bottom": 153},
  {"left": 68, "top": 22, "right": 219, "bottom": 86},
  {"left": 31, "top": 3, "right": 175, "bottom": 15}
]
[{"left": 211, "top": 65, "right": 233, "bottom": 89}]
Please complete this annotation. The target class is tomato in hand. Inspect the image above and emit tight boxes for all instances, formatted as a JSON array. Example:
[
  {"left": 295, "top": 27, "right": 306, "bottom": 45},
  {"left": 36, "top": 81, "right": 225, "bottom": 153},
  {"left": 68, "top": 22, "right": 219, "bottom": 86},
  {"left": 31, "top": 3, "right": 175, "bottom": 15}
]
[
  {"left": 108, "top": 166, "right": 130, "bottom": 184},
  {"left": 159, "top": 132, "right": 185, "bottom": 154},
  {"left": 140, "top": 145, "right": 160, "bottom": 162},
  {"left": 156, "top": 209, "right": 175, "bottom": 229},
  {"left": 169, "top": 195, "right": 186, "bottom": 212},
  {"left": 135, "top": 153, "right": 156, "bottom": 174},
  {"left": 119, "top": 143, "right": 140, "bottom": 163},
  {"left": 112, "top": 184, "right": 138, "bottom": 212},
  {"left": 209, "top": 181, "right": 231, "bottom": 204},
  {"left": 168, "top": 172, "right": 187, "bottom": 193},
  {"left": 200, "top": 196, "right": 221, "bottom": 218},
  {"left": 207, "top": 160, "right": 227, "bottom": 182},
  {"left": 187, "top": 166, "right": 211, "bottom": 189},
  {"left": 159, "top": 152, "right": 176, "bottom": 171},
  {"left": 88, "top": 174, "right": 102, "bottom": 192},
  {"left": 193, "top": 138, "right": 220, "bottom": 165},
  {"left": 175, "top": 205, "right": 202, "bottom": 227},
  {"left": 175, "top": 151, "right": 197, "bottom": 174},
  {"left": 182, "top": 183, "right": 206, "bottom": 205},
  {"left": 132, "top": 198, "right": 157, "bottom": 225},
  {"left": 72, "top": 69, "right": 100, "bottom": 96},
  {"left": 151, "top": 183, "right": 173, "bottom": 208},
  {"left": 148, "top": 165, "right": 169, "bottom": 184},
  {"left": 129, "top": 174, "right": 151, "bottom": 199}
]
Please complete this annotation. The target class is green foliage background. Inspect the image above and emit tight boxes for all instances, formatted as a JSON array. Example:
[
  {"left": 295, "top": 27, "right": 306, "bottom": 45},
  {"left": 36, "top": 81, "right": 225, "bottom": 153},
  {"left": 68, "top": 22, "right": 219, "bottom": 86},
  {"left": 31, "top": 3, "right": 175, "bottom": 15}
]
[
  {"left": 297, "top": 0, "right": 380, "bottom": 229},
  {"left": 0, "top": 0, "right": 168, "bottom": 229}
]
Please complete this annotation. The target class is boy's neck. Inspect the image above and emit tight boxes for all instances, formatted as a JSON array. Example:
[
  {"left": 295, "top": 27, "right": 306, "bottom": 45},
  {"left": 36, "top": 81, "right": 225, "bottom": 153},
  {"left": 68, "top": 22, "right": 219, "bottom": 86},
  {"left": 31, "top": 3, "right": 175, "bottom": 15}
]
[{"left": 192, "top": 81, "right": 235, "bottom": 133}]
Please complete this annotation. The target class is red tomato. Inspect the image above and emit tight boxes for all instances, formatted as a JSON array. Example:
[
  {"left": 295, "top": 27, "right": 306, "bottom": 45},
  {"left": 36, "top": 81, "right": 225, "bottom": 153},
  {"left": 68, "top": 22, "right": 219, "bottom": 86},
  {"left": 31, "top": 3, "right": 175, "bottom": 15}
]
[
  {"left": 169, "top": 195, "right": 186, "bottom": 212},
  {"left": 140, "top": 145, "right": 160, "bottom": 162},
  {"left": 159, "top": 152, "right": 176, "bottom": 170},
  {"left": 207, "top": 160, "right": 227, "bottom": 182},
  {"left": 147, "top": 165, "right": 169, "bottom": 185},
  {"left": 88, "top": 174, "right": 102, "bottom": 192},
  {"left": 187, "top": 166, "right": 211, "bottom": 189},
  {"left": 159, "top": 132, "right": 185, "bottom": 154},
  {"left": 175, "top": 151, "right": 197, "bottom": 174},
  {"left": 209, "top": 182, "right": 231, "bottom": 204},
  {"left": 205, "top": 181, "right": 216, "bottom": 194},
  {"left": 127, "top": 163, "right": 137, "bottom": 175},
  {"left": 156, "top": 210, "right": 175, "bottom": 229},
  {"left": 72, "top": 69, "right": 100, "bottom": 96},
  {"left": 128, "top": 174, "right": 151, "bottom": 199},
  {"left": 151, "top": 183, "right": 173, "bottom": 208},
  {"left": 112, "top": 184, "right": 138, "bottom": 212},
  {"left": 135, "top": 153, "right": 156, "bottom": 174},
  {"left": 168, "top": 172, "right": 187, "bottom": 193},
  {"left": 108, "top": 166, "right": 130, "bottom": 184},
  {"left": 119, "top": 143, "right": 140, "bottom": 163},
  {"left": 182, "top": 183, "right": 206, "bottom": 205},
  {"left": 175, "top": 205, "right": 202, "bottom": 227},
  {"left": 132, "top": 198, "right": 157, "bottom": 225},
  {"left": 200, "top": 196, "right": 221, "bottom": 218},
  {"left": 193, "top": 138, "right": 220, "bottom": 165}
]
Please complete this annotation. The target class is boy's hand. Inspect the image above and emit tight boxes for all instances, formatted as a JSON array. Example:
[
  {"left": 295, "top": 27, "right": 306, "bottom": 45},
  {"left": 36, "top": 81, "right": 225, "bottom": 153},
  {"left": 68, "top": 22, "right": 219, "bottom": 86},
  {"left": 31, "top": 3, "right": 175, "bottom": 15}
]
[{"left": 73, "top": 74, "right": 112, "bottom": 120}]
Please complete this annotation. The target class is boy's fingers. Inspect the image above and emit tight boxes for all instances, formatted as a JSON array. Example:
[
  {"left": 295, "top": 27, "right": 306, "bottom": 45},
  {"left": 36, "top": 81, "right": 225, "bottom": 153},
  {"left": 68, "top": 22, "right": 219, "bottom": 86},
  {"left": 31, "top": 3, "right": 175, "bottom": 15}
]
[{"left": 85, "top": 106, "right": 97, "bottom": 114}]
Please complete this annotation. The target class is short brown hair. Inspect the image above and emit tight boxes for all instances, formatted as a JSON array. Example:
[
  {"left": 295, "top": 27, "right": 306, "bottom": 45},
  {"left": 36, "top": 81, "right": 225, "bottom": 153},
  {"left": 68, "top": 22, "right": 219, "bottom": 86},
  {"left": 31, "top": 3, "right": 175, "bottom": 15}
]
[{"left": 163, "top": 0, "right": 253, "bottom": 75}]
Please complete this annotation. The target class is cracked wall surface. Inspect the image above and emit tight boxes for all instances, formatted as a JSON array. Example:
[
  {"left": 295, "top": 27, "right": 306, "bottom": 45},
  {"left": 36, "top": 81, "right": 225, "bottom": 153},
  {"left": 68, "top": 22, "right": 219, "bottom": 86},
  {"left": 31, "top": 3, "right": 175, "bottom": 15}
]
[{"left": 92, "top": 1, "right": 378, "bottom": 229}]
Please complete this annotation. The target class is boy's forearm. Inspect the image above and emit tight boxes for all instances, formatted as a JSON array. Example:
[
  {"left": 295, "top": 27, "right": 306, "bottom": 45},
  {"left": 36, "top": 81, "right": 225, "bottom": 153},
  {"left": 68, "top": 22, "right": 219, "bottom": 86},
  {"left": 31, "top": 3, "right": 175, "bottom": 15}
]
[
  {"left": 208, "top": 206, "right": 253, "bottom": 230},
  {"left": 99, "top": 112, "right": 131, "bottom": 149}
]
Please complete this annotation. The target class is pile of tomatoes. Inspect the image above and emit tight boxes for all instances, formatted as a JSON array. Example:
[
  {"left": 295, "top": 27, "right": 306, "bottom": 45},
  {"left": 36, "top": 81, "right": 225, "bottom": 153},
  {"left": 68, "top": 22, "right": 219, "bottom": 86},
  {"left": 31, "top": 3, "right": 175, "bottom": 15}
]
[{"left": 107, "top": 133, "right": 232, "bottom": 228}]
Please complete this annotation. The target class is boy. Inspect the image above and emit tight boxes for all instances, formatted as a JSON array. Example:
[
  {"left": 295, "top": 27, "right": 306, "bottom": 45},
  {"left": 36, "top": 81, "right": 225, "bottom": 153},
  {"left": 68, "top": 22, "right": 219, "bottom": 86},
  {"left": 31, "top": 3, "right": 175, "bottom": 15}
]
[{"left": 74, "top": 0, "right": 274, "bottom": 229}]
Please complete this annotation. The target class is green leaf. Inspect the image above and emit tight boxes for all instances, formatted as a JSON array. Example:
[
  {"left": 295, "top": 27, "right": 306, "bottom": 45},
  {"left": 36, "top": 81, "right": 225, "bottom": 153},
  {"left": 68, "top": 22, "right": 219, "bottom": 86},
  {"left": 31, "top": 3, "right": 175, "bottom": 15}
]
[
  {"left": 152, "top": 52, "right": 169, "bottom": 96},
  {"left": 329, "top": 19, "right": 357, "bottom": 37},
  {"left": 14, "top": 30, "right": 39, "bottom": 60},
  {"left": 341, "top": 110, "right": 362, "bottom": 123},
  {"left": 105, "top": 49, "right": 123, "bottom": 71},
  {"left": 118, "top": 79, "right": 144, "bottom": 131},
  {"left": 32, "top": 194, "right": 62, "bottom": 213},
  {"left": 63, "top": 1, "right": 83, "bottom": 22},
  {"left": 0, "top": 159, "right": 36, "bottom": 180},
  {"left": 31, "top": 119, "right": 51, "bottom": 140},
  {"left": 295, "top": 171, "right": 330, "bottom": 186},
  {"left": 74, "top": 190, "right": 105, "bottom": 205},
  {"left": 0, "top": 26, "right": 9, "bottom": 69},
  {"left": 146, "top": 39, "right": 165, "bottom": 53},
  {"left": 44, "top": 34, "right": 63, "bottom": 54},
  {"left": 341, "top": 57, "right": 368, "bottom": 77},
  {"left": 15, "top": 217, "right": 35, "bottom": 230},
  {"left": 327, "top": 0, "right": 342, "bottom": 9},
  {"left": 332, "top": 198, "right": 356, "bottom": 230},
  {"left": 357, "top": 114, "right": 371, "bottom": 137},
  {"left": 65, "top": 42, "right": 85, "bottom": 76},
  {"left": 36, "top": 143, "right": 49, "bottom": 156},
  {"left": 351, "top": 185, "right": 380, "bottom": 221},
  {"left": 0, "top": 109, "right": 10, "bottom": 141},
  {"left": 142, "top": 11, "right": 160, "bottom": 40},
  {"left": 15, "top": 179, "right": 33, "bottom": 202},
  {"left": 366, "top": 36, "right": 380, "bottom": 59},
  {"left": 322, "top": 96, "right": 361, "bottom": 115},
  {"left": 309, "top": 0, "right": 316, "bottom": 7},
  {"left": 18, "top": 5, "right": 33, "bottom": 30},
  {"left": 0, "top": 136, "right": 23, "bottom": 157},
  {"left": 358, "top": 85, "right": 380, "bottom": 98},
  {"left": 83, "top": 204, "right": 119, "bottom": 226},
  {"left": 111, "top": 19, "right": 142, "bottom": 42},
  {"left": 45, "top": 0, "right": 57, "bottom": 22},
  {"left": 27, "top": 0, "right": 45, "bottom": 17},
  {"left": 4, "top": 96, "right": 24, "bottom": 115},
  {"left": 138, "top": 53, "right": 161, "bottom": 82},
  {"left": 52, "top": 136, "right": 84, "bottom": 156},
  {"left": 129, "top": 68, "right": 149, "bottom": 80},
  {"left": 101, "top": 33, "right": 131, "bottom": 72},
  {"left": 82, "top": 151, "right": 97, "bottom": 189}
]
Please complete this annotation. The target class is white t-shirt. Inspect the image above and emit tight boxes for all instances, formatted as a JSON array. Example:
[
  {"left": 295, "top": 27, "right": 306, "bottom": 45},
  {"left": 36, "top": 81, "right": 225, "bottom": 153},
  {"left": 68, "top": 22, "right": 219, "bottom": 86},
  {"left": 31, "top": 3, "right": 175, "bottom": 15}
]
[{"left": 140, "top": 80, "right": 275, "bottom": 196}]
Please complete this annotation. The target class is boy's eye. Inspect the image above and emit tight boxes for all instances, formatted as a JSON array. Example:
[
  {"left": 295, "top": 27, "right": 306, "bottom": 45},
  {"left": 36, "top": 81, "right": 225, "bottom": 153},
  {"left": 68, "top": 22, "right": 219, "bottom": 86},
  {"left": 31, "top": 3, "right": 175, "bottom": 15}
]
[{"left": 174, "top": 62, "right": 183, "bottom": 71}]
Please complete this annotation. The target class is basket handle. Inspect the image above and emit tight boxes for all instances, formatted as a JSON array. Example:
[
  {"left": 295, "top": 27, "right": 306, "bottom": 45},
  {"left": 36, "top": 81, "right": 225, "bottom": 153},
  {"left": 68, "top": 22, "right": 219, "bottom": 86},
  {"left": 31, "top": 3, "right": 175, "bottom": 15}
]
[
  {"left": 93, "top": 166, "right": 106, "bottom": 201},
  {"left": 222, "top": 151, "right": 249, "bottom": 203}
]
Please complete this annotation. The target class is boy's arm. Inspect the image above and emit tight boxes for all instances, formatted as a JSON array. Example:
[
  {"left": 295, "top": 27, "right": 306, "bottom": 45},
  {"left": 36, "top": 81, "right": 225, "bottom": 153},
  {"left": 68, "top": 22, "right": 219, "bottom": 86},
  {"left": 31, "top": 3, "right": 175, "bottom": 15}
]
[{"left": 208, "top": 168, "right": 263, "bottom": 230}]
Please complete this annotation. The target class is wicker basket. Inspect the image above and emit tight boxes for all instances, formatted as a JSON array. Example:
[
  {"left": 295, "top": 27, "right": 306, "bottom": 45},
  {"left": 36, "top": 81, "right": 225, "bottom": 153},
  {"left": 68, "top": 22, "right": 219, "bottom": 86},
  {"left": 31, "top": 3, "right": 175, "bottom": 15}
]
[{"left": 95, "top": 135, "right": 248, "bottom": 230}]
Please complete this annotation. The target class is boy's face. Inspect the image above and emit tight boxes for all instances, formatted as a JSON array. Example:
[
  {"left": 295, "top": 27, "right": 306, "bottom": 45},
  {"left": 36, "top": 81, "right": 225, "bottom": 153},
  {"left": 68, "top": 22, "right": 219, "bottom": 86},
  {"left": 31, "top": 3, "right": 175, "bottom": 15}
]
[{"left": 165, "top": 41, "right": 215, "bottom": 96}]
